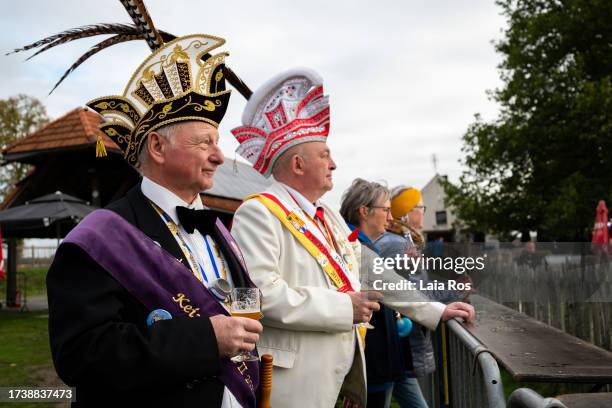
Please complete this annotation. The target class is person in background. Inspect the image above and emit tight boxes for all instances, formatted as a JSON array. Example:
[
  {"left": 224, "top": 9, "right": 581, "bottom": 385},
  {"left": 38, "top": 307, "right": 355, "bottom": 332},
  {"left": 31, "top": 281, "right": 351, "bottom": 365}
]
[
  {"left": 342, "top": 179, "right": 475, "bottom": 408},
  {"left": 376, "top": 186, "right": 471, "bottom": 408},
  {"left": 516, "top": 240, "right": 544, "bottom": 268},
  {"left": 340, "top": 179, "right": 404, "bottom": 407}
]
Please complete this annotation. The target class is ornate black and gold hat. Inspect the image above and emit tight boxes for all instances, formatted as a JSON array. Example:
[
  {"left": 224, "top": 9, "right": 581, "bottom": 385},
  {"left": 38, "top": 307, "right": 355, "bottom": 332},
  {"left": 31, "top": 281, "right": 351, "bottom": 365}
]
[
  {"left": 87, "top": 35, "right": 231, "bottom": 166},
  {"left": 9, "top": 0, "right": 254, "bottom": 167}
]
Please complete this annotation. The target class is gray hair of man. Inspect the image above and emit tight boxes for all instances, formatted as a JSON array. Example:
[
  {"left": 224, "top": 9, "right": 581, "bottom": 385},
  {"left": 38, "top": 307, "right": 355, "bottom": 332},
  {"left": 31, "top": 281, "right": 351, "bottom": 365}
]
[
  {"left": 340, "top": 178, "right": 390, "bottom": 226},
  {"left": 271, "top": 144, "right": 305, "bottom": 180},
  {"left": 137, "top": 122, "right": 181, "bottom": 173}
]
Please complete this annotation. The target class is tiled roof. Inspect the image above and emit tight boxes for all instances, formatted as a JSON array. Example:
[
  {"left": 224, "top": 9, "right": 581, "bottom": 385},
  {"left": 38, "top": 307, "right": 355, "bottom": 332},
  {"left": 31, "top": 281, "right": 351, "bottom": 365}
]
[
  {"left": 2, "top": 108, "right": 119, "bottom": 155},
  {"left": 2, "top": 107, "right": 272, "bottom": 202}
]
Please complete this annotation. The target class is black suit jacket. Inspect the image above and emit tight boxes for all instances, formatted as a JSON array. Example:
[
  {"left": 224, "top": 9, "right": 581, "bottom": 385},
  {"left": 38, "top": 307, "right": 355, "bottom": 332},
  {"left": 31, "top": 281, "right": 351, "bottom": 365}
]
[{"left": 47, "top": 185, "right": 225, "bottom": 407}]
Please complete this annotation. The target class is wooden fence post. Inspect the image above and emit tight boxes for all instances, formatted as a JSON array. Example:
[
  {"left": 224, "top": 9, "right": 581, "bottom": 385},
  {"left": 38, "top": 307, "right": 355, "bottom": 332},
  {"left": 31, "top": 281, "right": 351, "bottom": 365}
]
[{"left": 5, "top": 238, "right": 18, "bottom": 307}]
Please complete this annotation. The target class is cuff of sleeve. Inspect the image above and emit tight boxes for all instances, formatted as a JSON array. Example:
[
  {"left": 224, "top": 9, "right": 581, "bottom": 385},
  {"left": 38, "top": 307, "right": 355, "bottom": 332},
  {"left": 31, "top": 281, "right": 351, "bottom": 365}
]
[
  {"left": 399, "top": 301, "right": 446, "bottom": 331},
  {"left": 333, "top": 291, "right": 356, "bottom": 332},
  {"left": 420, "top": 301, "right": 446, "bottom": 330}
]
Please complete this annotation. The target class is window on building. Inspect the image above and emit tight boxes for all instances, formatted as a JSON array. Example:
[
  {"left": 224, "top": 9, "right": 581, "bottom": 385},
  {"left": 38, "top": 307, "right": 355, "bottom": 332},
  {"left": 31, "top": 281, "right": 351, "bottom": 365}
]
[{"left": 435, "top": 210, "right": 447, "bottom": 226}]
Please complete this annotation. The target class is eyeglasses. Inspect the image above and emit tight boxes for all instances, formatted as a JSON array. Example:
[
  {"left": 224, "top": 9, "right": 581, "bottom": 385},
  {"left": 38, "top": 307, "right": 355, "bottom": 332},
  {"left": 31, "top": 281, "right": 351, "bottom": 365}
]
[
  {"left": 413, "top": 205, "right": 427, "bottom": 213},
  {"left": 370, "top": 206, "right": 392, "bottom": 214}
]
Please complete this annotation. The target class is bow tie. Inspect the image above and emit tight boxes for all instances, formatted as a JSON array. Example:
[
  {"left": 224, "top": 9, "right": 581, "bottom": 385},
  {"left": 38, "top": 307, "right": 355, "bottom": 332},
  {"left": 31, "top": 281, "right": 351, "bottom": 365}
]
[{"left": 175, "top": 206, "right": 217, "bottom": 235}]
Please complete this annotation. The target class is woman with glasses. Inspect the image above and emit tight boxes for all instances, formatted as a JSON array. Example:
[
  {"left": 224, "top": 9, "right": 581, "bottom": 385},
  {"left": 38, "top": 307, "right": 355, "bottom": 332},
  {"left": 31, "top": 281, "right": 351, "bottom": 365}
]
[
  {"left": 340, "top": 180, "right": 475, "bottom": 407},
  {"left": 340, "top": 178, "right": 406, "bottom": 408}
]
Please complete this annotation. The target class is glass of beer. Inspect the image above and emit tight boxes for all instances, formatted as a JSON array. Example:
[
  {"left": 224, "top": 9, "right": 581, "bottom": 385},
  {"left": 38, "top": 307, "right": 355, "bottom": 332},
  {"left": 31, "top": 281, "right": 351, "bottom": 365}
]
[
  {"left": 360, "top": 260, "right": 379, "bottom": 329},
  {"left": 358, "top": 290, "right": 376, "bottom": 329},
  {"left": 229, "top": 287, "right": 262, "bottom": 362}
]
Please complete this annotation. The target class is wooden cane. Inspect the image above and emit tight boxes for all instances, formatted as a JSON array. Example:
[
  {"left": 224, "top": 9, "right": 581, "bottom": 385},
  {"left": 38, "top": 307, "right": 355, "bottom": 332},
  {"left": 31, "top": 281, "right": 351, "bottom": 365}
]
[{"left": 259, "top": 354, "right": 273, "bottom": 408}]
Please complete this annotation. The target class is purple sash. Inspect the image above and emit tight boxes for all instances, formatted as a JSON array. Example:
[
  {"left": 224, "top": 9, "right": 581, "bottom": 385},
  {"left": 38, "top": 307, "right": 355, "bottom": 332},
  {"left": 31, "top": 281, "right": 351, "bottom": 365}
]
[{"left": 63, "top": 209, "right": 259, "bottom": 408}]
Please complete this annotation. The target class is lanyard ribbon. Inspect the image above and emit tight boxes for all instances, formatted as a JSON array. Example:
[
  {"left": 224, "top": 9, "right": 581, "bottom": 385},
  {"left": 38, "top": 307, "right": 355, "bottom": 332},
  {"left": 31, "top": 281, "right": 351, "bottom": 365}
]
[{"left": 150, "top": 202, "right": 225, "bottom": 284}]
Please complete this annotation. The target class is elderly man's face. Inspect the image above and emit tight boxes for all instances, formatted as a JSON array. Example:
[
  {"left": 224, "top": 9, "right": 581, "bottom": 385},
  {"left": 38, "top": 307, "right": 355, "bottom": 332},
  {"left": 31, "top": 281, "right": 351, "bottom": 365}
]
[
  {"left": 162, "top": 121, "right": 223, "bottom": 196},
  {"left": 301, "top": 141, "right": 337, "bottom": 196}
]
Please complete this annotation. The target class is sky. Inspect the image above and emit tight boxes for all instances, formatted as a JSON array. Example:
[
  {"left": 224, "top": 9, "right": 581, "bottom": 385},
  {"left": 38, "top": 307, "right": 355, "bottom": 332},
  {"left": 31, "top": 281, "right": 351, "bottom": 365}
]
[{"left": 1, "top": 0, "right": 507, "bottom": 206}]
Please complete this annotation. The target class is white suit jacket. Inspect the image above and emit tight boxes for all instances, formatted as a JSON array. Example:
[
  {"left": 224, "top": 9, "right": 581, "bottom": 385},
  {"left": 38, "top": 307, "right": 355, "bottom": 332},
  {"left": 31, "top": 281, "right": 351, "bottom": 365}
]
[
  {"left": 232, "top": 182, "right": 365, "bottom": 407},
  {"left": 232, "top": 181, "right": 446, "bottom": 407}
]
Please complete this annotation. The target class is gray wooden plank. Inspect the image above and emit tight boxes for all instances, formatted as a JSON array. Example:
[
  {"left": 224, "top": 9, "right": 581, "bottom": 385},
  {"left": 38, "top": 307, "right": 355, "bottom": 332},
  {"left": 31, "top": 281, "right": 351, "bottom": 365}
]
[
  {"left": 557, "top": 392, "right": 612, "bottom": 408},
  {"left": 461, "top": 295, "right": 612, "bottom": 383}
]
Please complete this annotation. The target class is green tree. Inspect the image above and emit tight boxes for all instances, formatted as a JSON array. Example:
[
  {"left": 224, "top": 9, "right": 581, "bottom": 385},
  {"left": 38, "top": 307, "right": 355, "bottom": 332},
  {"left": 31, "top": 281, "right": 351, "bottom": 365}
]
[
  {"left": 443, "top": 0, "right": 612, "bottom": 241},
  {"left": 0, "top": 95, "right": 49, "bottom": 203}
]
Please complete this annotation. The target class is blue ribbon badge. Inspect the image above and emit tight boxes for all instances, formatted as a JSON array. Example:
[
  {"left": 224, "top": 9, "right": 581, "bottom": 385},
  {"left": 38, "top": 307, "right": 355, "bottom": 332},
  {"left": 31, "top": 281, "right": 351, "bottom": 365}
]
[{"left": 146, "top": 309, "right": 173, "bottom": 326}]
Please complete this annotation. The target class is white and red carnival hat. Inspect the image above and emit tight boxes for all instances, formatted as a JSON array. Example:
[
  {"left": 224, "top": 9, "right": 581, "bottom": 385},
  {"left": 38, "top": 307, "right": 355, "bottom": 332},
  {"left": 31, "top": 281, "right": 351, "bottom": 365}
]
[{"left": 231, "top": 68, "right": 330, "bottom": 177}]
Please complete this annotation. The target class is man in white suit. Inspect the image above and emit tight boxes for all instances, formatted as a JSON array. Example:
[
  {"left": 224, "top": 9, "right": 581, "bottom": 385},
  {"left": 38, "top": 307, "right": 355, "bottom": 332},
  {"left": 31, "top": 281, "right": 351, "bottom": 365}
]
[{"left": 230, "top": 69, "right": 474, "bottom": 407}]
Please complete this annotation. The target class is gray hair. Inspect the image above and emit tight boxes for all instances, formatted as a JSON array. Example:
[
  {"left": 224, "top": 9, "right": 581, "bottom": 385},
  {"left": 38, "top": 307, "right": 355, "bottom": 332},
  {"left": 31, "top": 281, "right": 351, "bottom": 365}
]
[
  {"left": 340, "top": 178, "right": 390, "bottom": 226},
  {"left": 137, "top": 122, "right": 181, "bottom": 172}
]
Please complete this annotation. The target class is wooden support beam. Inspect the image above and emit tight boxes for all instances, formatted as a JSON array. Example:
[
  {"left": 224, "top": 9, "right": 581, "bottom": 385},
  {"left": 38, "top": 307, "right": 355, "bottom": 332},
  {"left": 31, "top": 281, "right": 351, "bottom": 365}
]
[
  {"left": 5, "top": 238, "right": 17, "bottom": 307},
  {"left": 201, "top": 195, "right": 241, "bottom": 213}
]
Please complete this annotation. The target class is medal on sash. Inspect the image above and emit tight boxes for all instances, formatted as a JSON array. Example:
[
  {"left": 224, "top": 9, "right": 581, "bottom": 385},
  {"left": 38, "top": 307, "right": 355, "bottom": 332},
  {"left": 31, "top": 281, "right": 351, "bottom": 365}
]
[
  {"left": 208, "top": 278, "right": 231, "bottom": 302},
  {"left": 287, "top": 212, "right": 307, "bottom": 233}
]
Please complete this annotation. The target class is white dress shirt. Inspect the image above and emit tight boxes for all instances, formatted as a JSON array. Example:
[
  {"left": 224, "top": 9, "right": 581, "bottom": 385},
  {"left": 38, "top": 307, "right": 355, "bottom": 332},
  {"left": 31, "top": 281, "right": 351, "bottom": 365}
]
[
  {"left": 141, "top": 177, "right": 241, "bottom": 408},
  {"left": 280, "top": 183, "right": 318, "bottom": 219}
]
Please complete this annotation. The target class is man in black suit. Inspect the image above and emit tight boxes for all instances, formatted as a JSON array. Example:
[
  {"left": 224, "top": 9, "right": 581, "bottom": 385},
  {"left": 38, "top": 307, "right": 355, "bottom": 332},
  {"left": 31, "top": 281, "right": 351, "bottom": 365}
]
[{"left": 47, "top": 33, "right": 262, "bottom": 408}]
